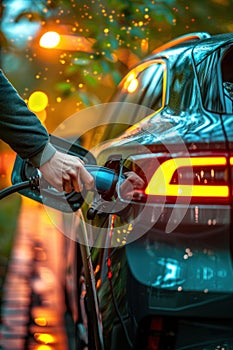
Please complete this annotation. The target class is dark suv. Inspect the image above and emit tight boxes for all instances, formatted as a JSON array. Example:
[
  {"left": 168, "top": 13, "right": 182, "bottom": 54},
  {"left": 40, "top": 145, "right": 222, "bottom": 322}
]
[{"left": 13, "top": 32, "right": 233, "bottom": 349}]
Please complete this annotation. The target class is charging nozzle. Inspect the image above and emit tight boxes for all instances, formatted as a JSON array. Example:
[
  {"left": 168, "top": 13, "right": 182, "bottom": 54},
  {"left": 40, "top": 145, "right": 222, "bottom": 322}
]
[
  {"left": 10, "top": 152, "right": 125, "bottom": 212},
  {"left": 85, "top": 165, "right": 125, "bottom": 199}
]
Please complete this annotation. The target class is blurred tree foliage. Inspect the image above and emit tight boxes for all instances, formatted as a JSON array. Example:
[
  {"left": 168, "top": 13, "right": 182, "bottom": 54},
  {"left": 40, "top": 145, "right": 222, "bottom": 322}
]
[
  {"left": 1, "top": 0, "right": 233, "bottom": 107},
  {"left": 0, "top": 194, "right": 21, "bottom": 301}
]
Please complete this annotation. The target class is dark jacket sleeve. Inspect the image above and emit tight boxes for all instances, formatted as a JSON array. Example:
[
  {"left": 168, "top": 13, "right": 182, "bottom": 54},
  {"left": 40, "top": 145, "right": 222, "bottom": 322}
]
[{"left": 0, "top": 69, "right": 56, "bottom": 167}]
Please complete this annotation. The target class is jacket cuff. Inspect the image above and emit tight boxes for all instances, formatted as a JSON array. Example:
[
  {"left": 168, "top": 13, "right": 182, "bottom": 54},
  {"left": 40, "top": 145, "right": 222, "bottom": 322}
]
[{"left": 29, "top": 142, "right": 57, "bottom": 168}]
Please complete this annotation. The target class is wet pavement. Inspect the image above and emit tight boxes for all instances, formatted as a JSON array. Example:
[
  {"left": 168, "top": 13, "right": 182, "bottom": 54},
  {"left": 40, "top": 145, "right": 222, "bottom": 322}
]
[{"left": 0, "top": 198, "right": 69, "bottom": 350}]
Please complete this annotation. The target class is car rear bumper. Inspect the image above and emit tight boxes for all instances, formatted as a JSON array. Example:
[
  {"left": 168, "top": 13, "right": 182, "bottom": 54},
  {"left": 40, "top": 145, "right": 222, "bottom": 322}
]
[{"left": 125, "top": 204, "right": 233, "bottom": 319}]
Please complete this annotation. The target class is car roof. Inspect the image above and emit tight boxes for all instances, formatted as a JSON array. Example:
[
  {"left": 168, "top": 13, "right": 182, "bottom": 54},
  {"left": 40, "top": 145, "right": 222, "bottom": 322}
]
[
  {"left": 149, "top": 31, "right": 233, "bottom": 62},
  {"left": 151, "top": 32, "right": 211, "bottom": 55}
]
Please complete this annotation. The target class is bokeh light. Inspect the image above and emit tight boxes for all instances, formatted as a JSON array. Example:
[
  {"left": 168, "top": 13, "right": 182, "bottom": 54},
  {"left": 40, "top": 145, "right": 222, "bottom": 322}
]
[
  {"left": 34, "top": 333, "right": 55, "bottom": 344},
  {"left": 28, "top": 91, "right": 49, "bottom": 113},
  {"left": 34, "top": 317, "right": 48, "bottom": 327},
  {"left": 36, "top": 345, "right": 53, "bottom": 350}
]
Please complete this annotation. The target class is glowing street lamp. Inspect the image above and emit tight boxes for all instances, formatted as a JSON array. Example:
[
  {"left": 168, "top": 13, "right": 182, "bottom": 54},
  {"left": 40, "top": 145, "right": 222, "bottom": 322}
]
[
  {"left": 28, "top": 91, "right": 48, "bottom": 112},
  {"left": 39, "top": 30, "right": 95, "bottom": 53},
  {"left": 39, "top": 31, "right": 61, "bottom": 49}
]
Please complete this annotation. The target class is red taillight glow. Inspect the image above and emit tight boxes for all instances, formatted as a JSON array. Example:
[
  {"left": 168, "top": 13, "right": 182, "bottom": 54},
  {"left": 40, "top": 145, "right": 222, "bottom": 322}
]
[{"left": 144, "top": 156, "right": 229, "bottom": 202}]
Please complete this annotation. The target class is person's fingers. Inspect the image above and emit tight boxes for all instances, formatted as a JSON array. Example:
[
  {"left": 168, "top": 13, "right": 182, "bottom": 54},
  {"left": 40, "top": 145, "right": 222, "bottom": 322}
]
[
  {"left": 62, "top": 178, "right": 73, "bottom": 193},
  {"left": 79, "top": 166, "right": 95, "bottom": 190},
  {"left": 63, "top": 159, "right": 93, "bottom": 192},
  {"left": 62, "top": 164, "right": 93, "bottom": 193},
  {"left": 69, "top": 171, "right": 83, "bottom": 193}
]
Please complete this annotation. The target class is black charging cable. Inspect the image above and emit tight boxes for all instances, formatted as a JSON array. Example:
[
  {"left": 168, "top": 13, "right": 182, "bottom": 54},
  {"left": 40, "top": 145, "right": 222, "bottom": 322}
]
[{"left": 0, "top": 176, "right": 40, "bottom": 200}]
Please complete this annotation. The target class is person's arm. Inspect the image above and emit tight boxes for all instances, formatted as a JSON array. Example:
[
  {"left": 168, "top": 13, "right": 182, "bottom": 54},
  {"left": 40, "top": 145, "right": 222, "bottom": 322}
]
[
  {"left": 0, "top": 69, "right": 94, "bottom": 192},
  {"left": 0, "top": 69, "right": 54, "bottom": 163}
]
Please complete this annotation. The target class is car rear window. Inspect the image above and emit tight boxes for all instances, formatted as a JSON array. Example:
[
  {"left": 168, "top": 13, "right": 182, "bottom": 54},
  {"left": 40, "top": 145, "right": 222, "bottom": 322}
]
[
  {"left": 111, "top": 60, "right": 166, "bottom": 124},
  {"left": 193, "top": 36, "right": 233, "bottom": 114}
]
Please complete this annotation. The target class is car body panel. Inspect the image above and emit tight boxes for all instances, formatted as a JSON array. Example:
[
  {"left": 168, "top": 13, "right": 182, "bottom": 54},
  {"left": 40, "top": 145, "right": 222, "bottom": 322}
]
[{"left": 88, "top": 32, "right": 233, "bottom": 349}]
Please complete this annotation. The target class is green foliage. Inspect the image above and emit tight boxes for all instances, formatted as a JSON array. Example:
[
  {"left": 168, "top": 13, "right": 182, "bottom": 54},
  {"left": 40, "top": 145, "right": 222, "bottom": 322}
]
[
  {"left": 1, "top": 0, "right": 233, "bottom": 107},
  {"left": 0, "top": 194, "right": 21, "bottom": 297},
  {"left": 1, "top": 0, "right": 177, "bottom": 105},
  {"left": 56, "top": 81, "right": 73, "bottom": 96},
  {"left": 0, "top": 195, "right": 21, "bottom": 258}
]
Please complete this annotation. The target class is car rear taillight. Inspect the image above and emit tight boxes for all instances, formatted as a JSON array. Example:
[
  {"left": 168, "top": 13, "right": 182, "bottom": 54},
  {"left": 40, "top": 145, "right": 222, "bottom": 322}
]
[
  {"left": 121, "top": 154, "right": 230, "bottom": 204},
  {"left": 145, "top": 156, "right": 229, "bottom": 203}
]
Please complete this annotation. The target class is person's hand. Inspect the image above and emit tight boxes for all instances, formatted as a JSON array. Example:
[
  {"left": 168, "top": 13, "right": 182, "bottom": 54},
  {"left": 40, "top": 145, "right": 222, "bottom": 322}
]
[{"left": 39, "top": 150, "right": 94, "bottom": 193}]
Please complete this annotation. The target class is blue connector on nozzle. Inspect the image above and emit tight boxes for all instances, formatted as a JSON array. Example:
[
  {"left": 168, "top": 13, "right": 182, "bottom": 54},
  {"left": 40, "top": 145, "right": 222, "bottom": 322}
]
[{"left": 85, "top": 165, "right": 125, "bottom": 197}]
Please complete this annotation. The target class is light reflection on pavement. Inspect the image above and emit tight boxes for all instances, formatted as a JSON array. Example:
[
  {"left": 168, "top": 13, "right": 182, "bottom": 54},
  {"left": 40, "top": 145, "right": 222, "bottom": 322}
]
[{"left": 0, "top": 198, "right": 69, "bottom": 350}]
